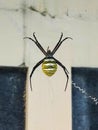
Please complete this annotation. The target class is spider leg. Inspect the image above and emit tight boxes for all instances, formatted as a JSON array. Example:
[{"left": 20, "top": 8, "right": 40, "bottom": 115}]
[
  {"left": 24, "top": 33, "right": 47, "bottom": 56},
  {"left": 52, "top": 57, "right": 69, "bottom": 91},
  {"left": 52, "top": 32, "right": 63, "bottom": 55},
  {"left": 30, "top": 58, "right": 46, "bottom": 91},
  {"left": 52, "top": 35, "right": 72, "bottom": 55},
  {"left": 33, "top": 32, "right": 47, "bottom": 55}
]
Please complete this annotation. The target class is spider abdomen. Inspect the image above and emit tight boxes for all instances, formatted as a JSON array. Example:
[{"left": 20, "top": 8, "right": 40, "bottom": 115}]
[{"left": 42, "top": 58, "right": 57, "bottom": 76}]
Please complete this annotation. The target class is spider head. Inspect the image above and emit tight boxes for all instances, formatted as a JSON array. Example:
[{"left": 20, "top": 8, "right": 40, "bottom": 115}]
[
  {"left": 47, "top": 46, "right": 50, "bottom": 52},
  {"left": 46, "top": 46, "right": 52, "bottom": 57}
]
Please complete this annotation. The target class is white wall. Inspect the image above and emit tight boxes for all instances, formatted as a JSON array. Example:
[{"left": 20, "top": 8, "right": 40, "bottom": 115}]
[
  {"left": 25, "top": 12, "right": 72, "bottom": 130},
  {"left": 0, "top": 0, "right": 98, "bottom": 130}
]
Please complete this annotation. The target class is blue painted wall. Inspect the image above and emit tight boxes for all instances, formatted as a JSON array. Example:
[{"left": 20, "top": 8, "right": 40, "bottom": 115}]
[
  {"left": 0, "top": 67, "right": 27, "bottom": 130},
  {"left": 72, "top": 67, "right": 98, "bottom": 130}
]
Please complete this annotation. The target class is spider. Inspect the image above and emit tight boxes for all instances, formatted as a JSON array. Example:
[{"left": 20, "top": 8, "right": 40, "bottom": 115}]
[{"left": 24, "top": 32, "right": 72, "bottom": 91}]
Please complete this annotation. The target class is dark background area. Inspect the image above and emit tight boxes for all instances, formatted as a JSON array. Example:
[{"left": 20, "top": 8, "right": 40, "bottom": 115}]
[
  {"left": 72, "top": 67, "right": 98, "bottom": 130},
  {"left": 0, "top": 67, "right": 27, "bottom": 130}
]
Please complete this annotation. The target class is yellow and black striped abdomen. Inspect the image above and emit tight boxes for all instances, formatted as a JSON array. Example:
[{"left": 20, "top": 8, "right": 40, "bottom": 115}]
[{"left": 42, "top": 58, "right": 57, "bottom": 76}]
